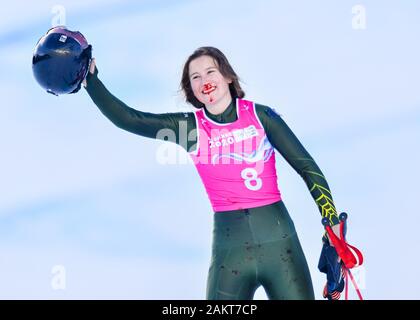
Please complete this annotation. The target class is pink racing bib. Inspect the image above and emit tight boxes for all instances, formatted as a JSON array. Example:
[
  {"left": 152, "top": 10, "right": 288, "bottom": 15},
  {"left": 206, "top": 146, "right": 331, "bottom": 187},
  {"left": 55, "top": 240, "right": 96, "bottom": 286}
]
[{"left": 189, "top": 99, "right": 282, "bottom": 212}]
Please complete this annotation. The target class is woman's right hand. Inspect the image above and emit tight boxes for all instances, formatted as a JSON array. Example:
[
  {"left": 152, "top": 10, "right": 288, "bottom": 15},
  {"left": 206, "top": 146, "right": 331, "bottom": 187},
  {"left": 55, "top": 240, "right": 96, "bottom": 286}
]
[{"left": 82, "top": 58, "right": 96, "bottom": 88}]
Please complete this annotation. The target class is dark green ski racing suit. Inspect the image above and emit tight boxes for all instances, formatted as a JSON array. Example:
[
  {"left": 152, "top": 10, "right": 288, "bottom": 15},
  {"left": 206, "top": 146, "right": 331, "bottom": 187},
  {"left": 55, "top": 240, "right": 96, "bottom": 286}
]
[{"left": 84, "top": 67, "right": 339, "bottom": 300}]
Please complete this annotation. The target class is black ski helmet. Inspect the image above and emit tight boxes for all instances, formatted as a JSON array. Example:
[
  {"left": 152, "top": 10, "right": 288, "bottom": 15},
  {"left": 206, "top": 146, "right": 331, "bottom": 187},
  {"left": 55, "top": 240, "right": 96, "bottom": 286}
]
[{"left": 32, "top": 26, "right": 92, "bottom": 96}]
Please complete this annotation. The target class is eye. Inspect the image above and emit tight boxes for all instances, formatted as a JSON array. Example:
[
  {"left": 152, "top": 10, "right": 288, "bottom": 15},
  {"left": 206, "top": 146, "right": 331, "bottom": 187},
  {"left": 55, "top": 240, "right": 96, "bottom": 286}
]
[
  {"left": 191, "top": 75, "right": 200, "bottom": 80},
  {"left": 208, "top": 70, "right": 215, "bottom": 74}
]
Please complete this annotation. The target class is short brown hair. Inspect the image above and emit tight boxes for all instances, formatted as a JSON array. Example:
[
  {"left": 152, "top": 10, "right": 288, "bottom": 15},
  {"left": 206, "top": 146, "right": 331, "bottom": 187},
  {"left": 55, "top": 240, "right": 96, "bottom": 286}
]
[{"left": 180, "top": 47, "right": 245, "bottom": 109}]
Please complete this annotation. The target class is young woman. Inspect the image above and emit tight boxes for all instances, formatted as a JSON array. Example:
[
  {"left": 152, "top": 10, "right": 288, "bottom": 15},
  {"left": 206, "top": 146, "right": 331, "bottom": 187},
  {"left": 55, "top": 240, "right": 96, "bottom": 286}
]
[{"left": 83, "top": 47, "right": 341, "bottom": 300}]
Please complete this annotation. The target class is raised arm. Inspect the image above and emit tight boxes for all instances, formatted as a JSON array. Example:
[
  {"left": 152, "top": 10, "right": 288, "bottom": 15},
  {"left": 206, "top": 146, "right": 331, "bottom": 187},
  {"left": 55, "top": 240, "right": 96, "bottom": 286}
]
[{"left": 83, "top": 59, "right": 196, "bottom": 149}]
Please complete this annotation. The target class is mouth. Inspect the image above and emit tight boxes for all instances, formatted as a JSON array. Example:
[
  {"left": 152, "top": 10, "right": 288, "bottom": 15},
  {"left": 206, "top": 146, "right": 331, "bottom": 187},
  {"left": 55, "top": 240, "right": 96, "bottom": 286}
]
[{"left": 202, "top": 83, "right": 217, "bottom": 95}]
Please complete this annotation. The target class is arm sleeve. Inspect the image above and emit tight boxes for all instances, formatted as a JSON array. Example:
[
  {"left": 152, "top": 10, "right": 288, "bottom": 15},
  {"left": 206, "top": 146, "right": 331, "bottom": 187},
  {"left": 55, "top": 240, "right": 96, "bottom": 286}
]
[
  {"left": 256, "top": 104, "right": 340, "bottom": 226},
  {"left": 84, "top": 66, "right": 196, "bottom": 150}
]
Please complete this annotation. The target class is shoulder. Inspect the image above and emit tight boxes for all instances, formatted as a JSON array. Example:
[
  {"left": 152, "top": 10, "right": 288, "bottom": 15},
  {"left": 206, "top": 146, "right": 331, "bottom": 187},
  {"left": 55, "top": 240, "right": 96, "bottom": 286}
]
[
  {"left": 166, "top": 111, "right": 195, "bottom": 121},
  {"left": 172, "top": 111, "right": 198, "bottom": 132},
  {"left": 247, "top": 101, "right": 289, "bottom": 135},
  {"left": 152, "top": 111, "right": 196, "bottom": 131},
  {"left": 251, "top": 101, "right": 283, "bottom": 121}
]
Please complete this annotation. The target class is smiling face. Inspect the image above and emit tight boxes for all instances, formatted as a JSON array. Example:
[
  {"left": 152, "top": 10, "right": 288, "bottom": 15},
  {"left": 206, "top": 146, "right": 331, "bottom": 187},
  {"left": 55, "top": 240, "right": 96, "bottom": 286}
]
[{"left": 188, "top": 55, "right": 233, "bottom": 110}]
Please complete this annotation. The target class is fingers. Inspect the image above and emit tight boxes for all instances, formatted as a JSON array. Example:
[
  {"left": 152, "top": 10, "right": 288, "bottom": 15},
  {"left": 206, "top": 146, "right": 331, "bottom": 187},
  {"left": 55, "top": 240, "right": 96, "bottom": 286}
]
[
  {"left": 82, "top": 58, "right": 96, "bottom": 88},
  {"left": 90, "top": 58, "right": 96, "bottom": 73},
  {"left": 331, "top": 224, "right": 341, "bottom": 239}
]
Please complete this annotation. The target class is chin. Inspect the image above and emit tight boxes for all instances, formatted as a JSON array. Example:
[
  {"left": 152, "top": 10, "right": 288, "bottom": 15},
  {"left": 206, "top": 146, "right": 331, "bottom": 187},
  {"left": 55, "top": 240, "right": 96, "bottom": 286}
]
[
  {"left": 197, "top": 96, "right": 215, "bottom": 106},
  {"left": 206, "top": 99, "right": 217, "bottom": 105}
]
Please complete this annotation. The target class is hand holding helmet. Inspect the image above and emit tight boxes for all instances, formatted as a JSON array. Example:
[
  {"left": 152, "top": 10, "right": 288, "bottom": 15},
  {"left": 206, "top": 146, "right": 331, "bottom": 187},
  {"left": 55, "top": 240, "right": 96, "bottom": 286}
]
[{"left": 32, "top": 26, "right": 92, "bottom": 95}]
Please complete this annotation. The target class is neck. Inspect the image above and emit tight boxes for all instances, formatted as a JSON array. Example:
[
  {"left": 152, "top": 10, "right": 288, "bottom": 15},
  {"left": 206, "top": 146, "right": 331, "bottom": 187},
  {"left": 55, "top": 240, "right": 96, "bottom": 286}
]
[{"left": 205, "top": 94, "right": 233, "bottom": 115}]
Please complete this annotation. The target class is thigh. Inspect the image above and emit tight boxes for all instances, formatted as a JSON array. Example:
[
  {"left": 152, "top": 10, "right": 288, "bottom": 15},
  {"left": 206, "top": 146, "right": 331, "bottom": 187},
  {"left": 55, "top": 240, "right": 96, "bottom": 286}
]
[
  {"left": 206, "top": 246, "right": 259, "bottom": 300},
  {"left": 258, "top": 235, "right": 315, "bottom": 300}
]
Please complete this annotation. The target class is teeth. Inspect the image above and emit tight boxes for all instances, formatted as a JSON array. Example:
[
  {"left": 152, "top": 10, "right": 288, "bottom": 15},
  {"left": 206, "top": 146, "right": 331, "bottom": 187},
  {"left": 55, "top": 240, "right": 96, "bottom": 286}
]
[{"left": 202, "top": 85, "right": 216, "bottom": 94}]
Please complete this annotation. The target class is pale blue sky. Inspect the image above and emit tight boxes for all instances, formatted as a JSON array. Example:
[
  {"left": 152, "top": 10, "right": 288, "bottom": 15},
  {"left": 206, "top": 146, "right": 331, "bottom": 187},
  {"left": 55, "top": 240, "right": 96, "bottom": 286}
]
[{"left": 0, "top": 0, "right": 419, "bottom": 299}]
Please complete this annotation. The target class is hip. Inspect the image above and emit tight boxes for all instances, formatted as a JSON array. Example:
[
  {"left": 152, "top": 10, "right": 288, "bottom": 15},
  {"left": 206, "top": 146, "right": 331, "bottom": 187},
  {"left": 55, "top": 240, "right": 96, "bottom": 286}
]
[{"left": 212, "top": 200, "right": 297, "bottom": 248}]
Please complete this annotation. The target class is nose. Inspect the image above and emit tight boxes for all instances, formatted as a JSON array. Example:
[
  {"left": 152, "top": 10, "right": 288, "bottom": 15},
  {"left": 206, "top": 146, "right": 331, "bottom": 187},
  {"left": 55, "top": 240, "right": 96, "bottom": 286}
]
[
  {"left": 201, "top": 77, "right": 209, "bottom": 87},
  {"left": 201, "top": 76, "right": 214, "bottom": 89}
]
